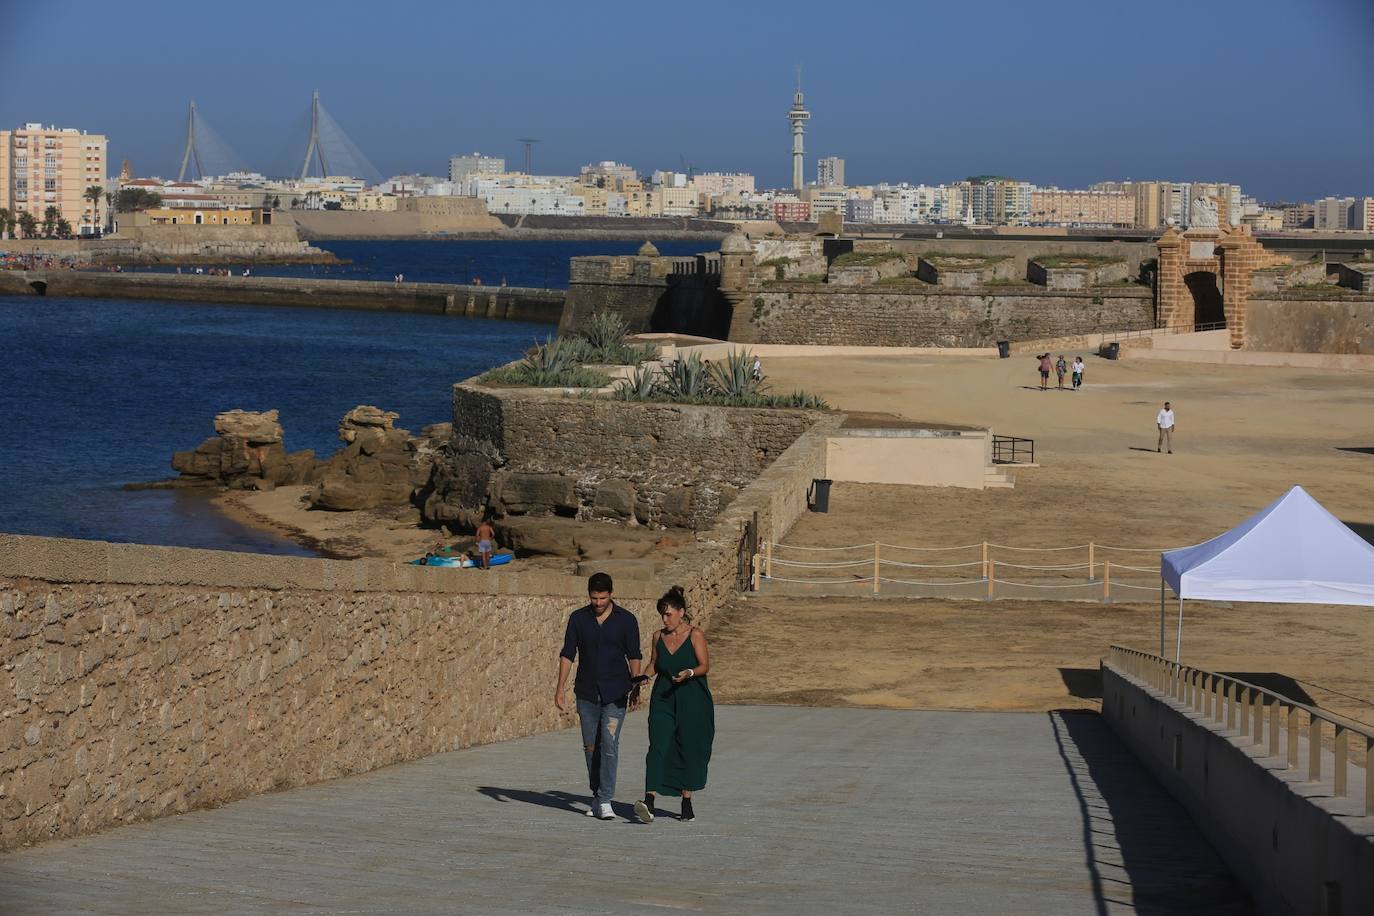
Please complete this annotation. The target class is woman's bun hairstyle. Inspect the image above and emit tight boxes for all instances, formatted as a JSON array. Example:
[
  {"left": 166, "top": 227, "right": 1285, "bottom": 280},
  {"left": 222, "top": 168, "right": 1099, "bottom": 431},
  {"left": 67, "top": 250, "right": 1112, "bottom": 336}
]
[{"left": 656, "top": 585, "right": 690, "bottom": 620}]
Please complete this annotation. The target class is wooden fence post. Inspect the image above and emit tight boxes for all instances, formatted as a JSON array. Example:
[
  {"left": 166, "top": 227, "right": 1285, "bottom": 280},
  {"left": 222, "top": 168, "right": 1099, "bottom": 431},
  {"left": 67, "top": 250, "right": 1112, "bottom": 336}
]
[
  {"left": 1088, "top": 542, "right": 1095, "bottom": 580},
  {"left": 1103, "top": 560, "right": 1112, "bottom": 603},
  {"left": 986, "top": 559, "right": 995, "bottom": 600},
  {"left": 873, "top": 542, "right": 881, "bottom": 595},
  {"left": 765, "top": 540, "right": 773, "bottom": 581},
  {"left": 982, "top": 541, "right": 989, "bottom": 581}
]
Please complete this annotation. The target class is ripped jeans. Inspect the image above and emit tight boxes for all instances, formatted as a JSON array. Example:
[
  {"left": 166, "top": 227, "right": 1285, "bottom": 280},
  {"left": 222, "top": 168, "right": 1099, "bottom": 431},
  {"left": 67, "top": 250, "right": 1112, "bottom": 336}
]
[{"left": 577, "top": 697, "right": 627, "bottom": 805}]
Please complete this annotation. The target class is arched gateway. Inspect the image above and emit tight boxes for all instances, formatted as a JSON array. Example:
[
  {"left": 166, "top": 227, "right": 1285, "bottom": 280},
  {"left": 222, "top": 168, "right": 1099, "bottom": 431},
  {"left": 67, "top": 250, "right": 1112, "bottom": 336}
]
[{"left": 1155, "top": 225, "right": 1287, "bottom": 349}]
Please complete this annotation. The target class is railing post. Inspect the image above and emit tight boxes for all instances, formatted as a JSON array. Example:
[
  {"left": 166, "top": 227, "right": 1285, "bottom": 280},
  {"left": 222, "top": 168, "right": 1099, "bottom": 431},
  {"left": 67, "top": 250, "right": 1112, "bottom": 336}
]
[
  {"left": 1308, "top": 716, "right": 1321, "bottom": 782},
  {"left": 1333, "top": 726, "right": 1347, "bottom": 797},
  {"left": 1225, "top": 682, "right": 1236, "bottom": 729},
  {"left": 765, "top": 540, "right": 773, "bottom": 580},
  {"left": 981, "top": 541, "right": 989, "bottom": 580},
  {"left": 1268, "top": 700, "right": 1280, "bottom": 757},
  {"left": 1103, "top": 560, "right": 1111, "bottom": 603},
  {"left": 987, "top": 559, "right": 995, "bottom": 600},
  {"left": 1288, "top": 706, "right": 1300, "bottom": 768},
  {"left": 1211, "top": 675, "right": 1220, "bottom": 721},
  {"left": 1252, "top": 693, "right": 1263, "bottom": 743},
  {"left": 872, "top": 542, "right": 881, "bottom": 596},
  {"left": 1088, "top": 542, "right": 1095, "bottom": 580}
]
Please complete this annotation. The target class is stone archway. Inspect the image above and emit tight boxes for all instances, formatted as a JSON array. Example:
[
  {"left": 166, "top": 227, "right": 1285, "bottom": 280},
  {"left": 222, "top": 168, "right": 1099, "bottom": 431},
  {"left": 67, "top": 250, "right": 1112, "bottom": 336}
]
[{"left": 1156, "top": 225, "right": 1286, "bottom": 349}]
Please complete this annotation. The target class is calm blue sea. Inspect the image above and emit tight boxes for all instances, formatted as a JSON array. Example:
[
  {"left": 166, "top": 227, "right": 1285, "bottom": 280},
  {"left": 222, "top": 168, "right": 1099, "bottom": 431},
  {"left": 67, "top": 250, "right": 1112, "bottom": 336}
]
[
  {"left": 0, "top": 292, "right": 552, "bottom": 554},
  {"left": 123, "top": 238, "right": 710, "bottom": 287}
]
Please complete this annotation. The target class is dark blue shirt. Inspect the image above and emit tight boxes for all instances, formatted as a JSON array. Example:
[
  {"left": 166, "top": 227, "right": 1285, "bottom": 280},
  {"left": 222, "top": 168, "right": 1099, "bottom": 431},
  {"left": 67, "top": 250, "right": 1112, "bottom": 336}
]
[{"left": 560, "top": 603, "right": 642, "bottom": 704}]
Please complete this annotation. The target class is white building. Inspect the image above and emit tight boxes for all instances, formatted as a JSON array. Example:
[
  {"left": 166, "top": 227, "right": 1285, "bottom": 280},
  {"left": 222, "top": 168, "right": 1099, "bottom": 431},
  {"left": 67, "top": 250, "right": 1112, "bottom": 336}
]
[
  {"left": 816, "top": 156, "right": 844, "bottom": 188},
  {"left": 483, "top": 184, "right": 586, "bottom": 216}
]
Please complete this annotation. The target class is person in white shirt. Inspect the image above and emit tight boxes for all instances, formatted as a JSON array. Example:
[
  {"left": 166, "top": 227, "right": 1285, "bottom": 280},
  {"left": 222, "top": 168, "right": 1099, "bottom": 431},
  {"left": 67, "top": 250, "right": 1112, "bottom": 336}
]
[
  {"left": 1156, "top": 402, "right": 1175, "bottom": 453},
  {"left": 1071, "top": 357, "right": 1085, "bottom": 390}
]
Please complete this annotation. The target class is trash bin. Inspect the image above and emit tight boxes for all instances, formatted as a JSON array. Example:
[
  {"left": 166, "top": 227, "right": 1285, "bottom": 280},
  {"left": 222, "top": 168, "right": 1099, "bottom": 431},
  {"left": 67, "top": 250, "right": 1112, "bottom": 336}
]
[
  {"left": 807, "top": 478, "right": 833, "bottom": 513},
  {"left": 996, "top": 340, "right": 1011, "bottom": 359},
  {"left": 1103, "top": 342, "right": 1120, "bottom": 360}
]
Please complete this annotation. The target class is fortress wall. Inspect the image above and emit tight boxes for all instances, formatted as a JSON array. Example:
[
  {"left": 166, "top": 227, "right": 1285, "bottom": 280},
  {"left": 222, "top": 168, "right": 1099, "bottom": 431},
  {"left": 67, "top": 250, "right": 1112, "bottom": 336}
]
[
  {"left": 1245, "top": 294, "right": 1374, "bottom": 355},
  {"left": 732, "top": 286, "right": 1154, "bottom": 347}
]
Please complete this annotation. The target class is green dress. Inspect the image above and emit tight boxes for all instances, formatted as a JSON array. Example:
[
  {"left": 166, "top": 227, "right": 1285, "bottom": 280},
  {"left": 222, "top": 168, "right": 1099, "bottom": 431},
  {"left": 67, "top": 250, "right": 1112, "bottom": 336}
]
[{"left": 644, "top": 632, "right": 715, "bottom": 796}]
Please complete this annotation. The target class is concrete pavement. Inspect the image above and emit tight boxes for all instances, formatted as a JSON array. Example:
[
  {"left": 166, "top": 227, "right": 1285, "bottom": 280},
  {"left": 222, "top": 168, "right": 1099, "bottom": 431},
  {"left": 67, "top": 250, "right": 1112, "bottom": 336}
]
[{"left": 0, "top": 706, "right": 1252, "bottom": 914}]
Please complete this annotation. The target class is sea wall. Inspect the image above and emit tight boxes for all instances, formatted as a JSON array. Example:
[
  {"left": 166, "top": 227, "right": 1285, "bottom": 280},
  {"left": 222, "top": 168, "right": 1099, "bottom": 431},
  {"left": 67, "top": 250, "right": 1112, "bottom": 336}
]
[
  {"left": 0, "top": 271, "right": 566, "bottom": 325},
  {"left": 429, "top": 385, "right": 822, "bottom": 529},
  {"left": 730, "top": 286, "right": 1154, "bottom": 347},
  {"left": 0, "top": 229, "right": 328, "bottom": 264},
  {"left": 1245, "top": 293, "right": 1374, "bottom": 354}
]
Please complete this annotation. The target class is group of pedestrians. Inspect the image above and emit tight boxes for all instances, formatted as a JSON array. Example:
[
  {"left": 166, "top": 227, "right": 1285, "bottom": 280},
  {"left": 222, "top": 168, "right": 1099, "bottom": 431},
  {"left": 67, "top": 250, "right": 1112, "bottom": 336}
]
[
  {"left": 1035, "top": 353, "right": 1086, "bottom": 391},
  {"left": 555, "top": 573, "right": 714, "bottom": 825}
]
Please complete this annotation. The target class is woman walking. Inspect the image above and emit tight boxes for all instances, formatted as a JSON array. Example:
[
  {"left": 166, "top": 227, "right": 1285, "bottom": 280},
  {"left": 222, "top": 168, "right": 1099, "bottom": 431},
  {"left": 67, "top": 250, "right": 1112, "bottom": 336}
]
[{"left": 635, "top": 586, "right": 714, "bottom": 824}]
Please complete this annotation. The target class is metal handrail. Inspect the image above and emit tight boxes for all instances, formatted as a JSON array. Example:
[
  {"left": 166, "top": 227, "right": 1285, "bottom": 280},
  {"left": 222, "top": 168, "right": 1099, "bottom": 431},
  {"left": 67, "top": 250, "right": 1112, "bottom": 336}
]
[
  {"left": 1107, "top": 645, "right": 1373, "bottom": 815},
  {"left": 992, "top": 435, "right": 1034, "bottom": 465}
]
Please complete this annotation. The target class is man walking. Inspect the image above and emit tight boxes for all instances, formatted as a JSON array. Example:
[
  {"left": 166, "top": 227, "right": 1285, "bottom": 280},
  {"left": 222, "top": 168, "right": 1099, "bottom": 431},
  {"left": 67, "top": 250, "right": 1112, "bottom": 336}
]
[
  {"left": 1156, "top": 401, "right": 1176, "bottom": 453},
  {"left": 555, "top": 572, "right": 643, "bottom": 820}
]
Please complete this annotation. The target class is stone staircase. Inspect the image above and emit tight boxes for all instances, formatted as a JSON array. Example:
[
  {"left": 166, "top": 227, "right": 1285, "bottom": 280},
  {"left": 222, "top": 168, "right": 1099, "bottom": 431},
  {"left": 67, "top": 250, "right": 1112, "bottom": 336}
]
[{"left": 983, "top": 466, "right": 1015, "bottom": 489}]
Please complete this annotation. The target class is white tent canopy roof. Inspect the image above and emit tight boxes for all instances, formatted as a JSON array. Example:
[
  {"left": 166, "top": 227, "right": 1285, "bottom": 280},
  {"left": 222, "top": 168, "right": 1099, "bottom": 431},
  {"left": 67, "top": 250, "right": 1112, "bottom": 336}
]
[{"left": 1162, "top": 486, "right": 1374, "bottom": 606}]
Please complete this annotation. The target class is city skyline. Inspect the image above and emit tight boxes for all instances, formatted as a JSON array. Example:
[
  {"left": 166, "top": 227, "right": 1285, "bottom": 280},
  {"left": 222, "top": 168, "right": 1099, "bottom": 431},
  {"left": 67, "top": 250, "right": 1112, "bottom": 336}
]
[{"left": 3, "top": 0, "right": 1372, "bottom": 199}]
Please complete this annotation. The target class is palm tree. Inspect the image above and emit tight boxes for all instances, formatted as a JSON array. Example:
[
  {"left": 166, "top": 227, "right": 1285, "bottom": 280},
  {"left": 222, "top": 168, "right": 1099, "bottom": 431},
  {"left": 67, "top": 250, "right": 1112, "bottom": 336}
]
[
  {"left": 17, "top": 212, "right": 38, "bottom": 239},
  {"left": 55, "top": 218, "right": 73, "bottom": 240},
  {"left": 84, "top": 185, "right": 103, "bottom": 236},
  {"left": 0, "top": 207, "right": 9, "bottom": 240},
  {"left": 41, "top": 205, "right": 60, "bottom": 239}
]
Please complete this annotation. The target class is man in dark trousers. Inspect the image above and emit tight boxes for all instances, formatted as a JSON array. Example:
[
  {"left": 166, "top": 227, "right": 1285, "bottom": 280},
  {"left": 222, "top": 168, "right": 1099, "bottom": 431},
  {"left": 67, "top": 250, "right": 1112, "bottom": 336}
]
[{"left": 554, "top": 572, "right": 643, "bottom": 820}]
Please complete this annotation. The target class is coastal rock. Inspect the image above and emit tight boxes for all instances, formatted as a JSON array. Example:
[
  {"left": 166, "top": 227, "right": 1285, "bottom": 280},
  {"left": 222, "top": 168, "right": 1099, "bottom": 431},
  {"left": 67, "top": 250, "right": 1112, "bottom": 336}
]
[
  {"left": 171, "top": 410, "right": 316, "bottom": 488},
  {"left": 309, "top": 406, "right": 446, "bottom": 512},
  {"left": 495, "top": 473, "right": 579, "bottom": 516},
  {"left": 592, "top": 479, "right": 637, "bottom": 521},
  {"left": 213, "top": 409, "right": 284, "bottom": 445}
]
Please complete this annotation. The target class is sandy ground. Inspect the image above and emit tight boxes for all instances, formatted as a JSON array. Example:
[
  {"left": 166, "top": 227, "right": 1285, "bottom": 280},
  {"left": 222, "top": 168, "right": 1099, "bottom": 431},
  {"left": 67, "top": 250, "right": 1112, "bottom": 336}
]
[{"left": 704, "top": 353, "right": 1374, "bottom": 721}]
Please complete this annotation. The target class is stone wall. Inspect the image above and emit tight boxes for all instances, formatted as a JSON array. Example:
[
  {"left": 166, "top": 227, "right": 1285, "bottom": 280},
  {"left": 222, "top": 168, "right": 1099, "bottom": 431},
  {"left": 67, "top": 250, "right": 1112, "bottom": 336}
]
[
  {"left": 0, "top": 272, "right": 565, "bottom": 326},
  {"left": 560, "top": 253, "right": 727, "bottom": 338},
  {"left": 1245, "top": 293, "right": 1374, "bottom": 354},
  {"left": 730, "top": 286, "right": 1154, "bottom": 347},
  {"left": 428, "top": 385, "right": 820, "bottom": 529}
]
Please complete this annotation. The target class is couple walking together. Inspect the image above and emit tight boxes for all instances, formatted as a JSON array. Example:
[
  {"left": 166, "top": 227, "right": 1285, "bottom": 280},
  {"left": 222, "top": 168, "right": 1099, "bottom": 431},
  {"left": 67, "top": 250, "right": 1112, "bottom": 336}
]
[{"left": 554, "top": 573, "right": 714, "bottom": 824}]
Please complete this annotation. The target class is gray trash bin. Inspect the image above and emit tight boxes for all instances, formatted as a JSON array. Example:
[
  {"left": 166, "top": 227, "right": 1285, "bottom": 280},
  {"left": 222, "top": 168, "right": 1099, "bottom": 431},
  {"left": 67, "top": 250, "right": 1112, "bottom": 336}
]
[
  {"left": 997, "top": 341, "right": 1010, "bottom": 359},
  {"left": 808, "top": 478, "right": 833, "bottom": 513},
  {"left": 1103, "top": 342, "right": 1120, "bottom": 360}
]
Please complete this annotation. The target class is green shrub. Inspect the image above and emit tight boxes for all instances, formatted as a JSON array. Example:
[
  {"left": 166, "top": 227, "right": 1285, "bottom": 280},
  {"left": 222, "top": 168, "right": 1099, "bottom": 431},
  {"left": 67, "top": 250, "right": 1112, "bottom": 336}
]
[
  {"left": 479, "top": 336, "right": 612, "bottom": 388},
  {"left": 610, "top": 348, "right": 828, "bottom": 409}
]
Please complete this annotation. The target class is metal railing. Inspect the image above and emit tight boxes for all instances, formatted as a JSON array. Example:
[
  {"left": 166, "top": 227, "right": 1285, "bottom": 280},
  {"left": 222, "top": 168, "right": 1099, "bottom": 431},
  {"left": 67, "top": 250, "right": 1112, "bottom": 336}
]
[
  {"left": 1108, "top": 645, "right": 1373, "bottom": 816},
  {"left": 1104, "top": 320, "right": 1228, "bottom": 345},
  {"left": 992, "top": 435, "right": 1034, "bottom": 465}
]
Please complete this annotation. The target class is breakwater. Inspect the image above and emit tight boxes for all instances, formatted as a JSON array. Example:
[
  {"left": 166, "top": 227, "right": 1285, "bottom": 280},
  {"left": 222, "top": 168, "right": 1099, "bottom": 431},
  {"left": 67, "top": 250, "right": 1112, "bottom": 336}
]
[{"left": 0, "top": 271, "right": 566, "bottom": 325}]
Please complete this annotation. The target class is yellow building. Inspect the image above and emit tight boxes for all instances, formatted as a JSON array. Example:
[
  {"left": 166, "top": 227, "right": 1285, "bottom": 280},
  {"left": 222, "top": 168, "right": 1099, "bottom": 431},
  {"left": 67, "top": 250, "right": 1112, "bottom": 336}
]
[
  {"left": 0, "top": 123, "right": 108, "bottom": 235},
  {"left": 570, "top": 185, "right": 609, "bottom": 215},
  {"left": 129, "top": 208, "right": 272, "bottom": 227}
]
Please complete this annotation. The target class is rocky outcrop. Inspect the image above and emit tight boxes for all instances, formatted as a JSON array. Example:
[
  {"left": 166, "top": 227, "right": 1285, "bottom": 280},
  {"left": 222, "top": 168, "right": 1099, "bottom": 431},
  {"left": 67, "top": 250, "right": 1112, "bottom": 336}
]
[
  {"left": 171, "top": 409, "right": 316, "bottom": 490},
  {"left": 308, "top": 407, "right": 448, "bottom": 512}
]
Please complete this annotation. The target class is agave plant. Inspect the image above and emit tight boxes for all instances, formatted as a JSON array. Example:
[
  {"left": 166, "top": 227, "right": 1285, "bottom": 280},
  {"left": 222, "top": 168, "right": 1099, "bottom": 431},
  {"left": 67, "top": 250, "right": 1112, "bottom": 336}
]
[
  {"left": 662, "top": 353, "right": 709, "bottom": 399},
  {"left": 613, "top": 364, "right": 658, "bottom": 400},
  {"left": 707, "top": 349, "right": 763, "bottom": 398}
]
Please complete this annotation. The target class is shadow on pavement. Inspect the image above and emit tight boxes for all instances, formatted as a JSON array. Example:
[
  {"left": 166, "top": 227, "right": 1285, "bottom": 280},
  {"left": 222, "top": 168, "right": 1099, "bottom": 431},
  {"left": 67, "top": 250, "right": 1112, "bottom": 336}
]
[
  {"left": 1048, "top": 709, "right": 1254, "bottom": 916},
  {"left": 1058, "top": 667, "right": 1103, "bottom": 700},
  {"left": 477, "top": 787, "right": 588, "bottom": 814}
]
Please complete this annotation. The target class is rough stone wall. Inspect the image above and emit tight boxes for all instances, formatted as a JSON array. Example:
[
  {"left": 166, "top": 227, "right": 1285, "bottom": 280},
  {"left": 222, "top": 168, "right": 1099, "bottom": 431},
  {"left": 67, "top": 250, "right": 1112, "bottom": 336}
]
[
  {"left": 1245, "top": 294, "right": 1374, "bottom": 354},
  {"left": 731, "top": 287, "right": 1153, "bottom": 346},
  {"left": 560, "top": 254, "right": 727, "bottom": 338},
  {"left": 441, "top": 386, "right": 818, "bottom": 528}
]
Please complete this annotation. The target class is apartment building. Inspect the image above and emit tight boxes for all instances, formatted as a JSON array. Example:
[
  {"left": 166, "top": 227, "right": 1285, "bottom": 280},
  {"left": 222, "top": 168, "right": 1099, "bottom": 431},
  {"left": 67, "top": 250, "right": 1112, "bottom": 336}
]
[
  {"left": 772, "top": 197, "right": 812, "bottom": 222},
  {"left": 448, "top": 153, "right": 504, "bottom": 182},
  {"left": 690, "top": 172, "right": 755, "bottom": 196},
  {"left": 816, "top": 156, "right": 845, "bottom": 188},
  {"left": 0, "top": 123, "right": 108, "bottom": 235},
  {"left": 1029, "top": 188, "right": 1135, "bottom": 227}
]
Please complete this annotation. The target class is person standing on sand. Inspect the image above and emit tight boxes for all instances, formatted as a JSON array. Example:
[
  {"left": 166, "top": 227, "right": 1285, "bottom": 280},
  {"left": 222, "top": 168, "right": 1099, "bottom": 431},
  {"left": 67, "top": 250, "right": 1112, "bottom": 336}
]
[
  {"left": 474, "top": 518, "right": 497, "bottom": 569},
  {"left": 635, "top": 586, "right": 714, "bottom": 825},
  {"left": 1055, "top": 355, "right": 1068, "bottom": 390},
  {"left": 1037, "top": 353, "right": 1052, "bottom": 390},
  {"left": 1072, "top": 356, "right": 1085, "bottom": 390},
  {"left": 555, "top": 572, "right": 643, "bottom": 821},
  {"left": 1157, "top": 401, "right": 1176, "bottom": 453}
]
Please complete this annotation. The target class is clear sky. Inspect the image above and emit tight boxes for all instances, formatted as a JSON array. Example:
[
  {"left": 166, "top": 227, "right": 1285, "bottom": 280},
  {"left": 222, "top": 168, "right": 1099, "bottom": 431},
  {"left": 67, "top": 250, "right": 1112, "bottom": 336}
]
[{"left": 3, "top": 0, "right": 1371, "bottom": 200}]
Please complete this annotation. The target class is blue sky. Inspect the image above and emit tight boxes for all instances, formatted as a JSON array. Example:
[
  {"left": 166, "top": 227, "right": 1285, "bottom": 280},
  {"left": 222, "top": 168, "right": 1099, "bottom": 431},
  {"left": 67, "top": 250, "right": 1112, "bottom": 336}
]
[{"left": 3, "top": 0, "right": 1371, "bottom": 200}]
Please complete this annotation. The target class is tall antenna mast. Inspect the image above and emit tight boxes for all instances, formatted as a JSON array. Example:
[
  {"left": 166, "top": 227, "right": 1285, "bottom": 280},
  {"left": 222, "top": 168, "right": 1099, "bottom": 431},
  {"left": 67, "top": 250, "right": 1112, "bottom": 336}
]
[
  {"left": 177, "top": 100, "right": 205, "bottom": 182},
  {"left": 516, "top": 138, "right": 540, "bottom": 174},
  {"left": 300, "top": 90, "right": 332, "bottom": 180}
]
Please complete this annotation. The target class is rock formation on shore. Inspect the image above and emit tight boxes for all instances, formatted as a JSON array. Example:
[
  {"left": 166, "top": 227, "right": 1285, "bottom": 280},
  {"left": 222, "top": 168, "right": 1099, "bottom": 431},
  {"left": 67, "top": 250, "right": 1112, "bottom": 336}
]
[
  {"left": 171, "top": 409, "right": 317, "bottom": 490},
  {"left": 309, "top": 407, "right": 449, "bottom": 511}
]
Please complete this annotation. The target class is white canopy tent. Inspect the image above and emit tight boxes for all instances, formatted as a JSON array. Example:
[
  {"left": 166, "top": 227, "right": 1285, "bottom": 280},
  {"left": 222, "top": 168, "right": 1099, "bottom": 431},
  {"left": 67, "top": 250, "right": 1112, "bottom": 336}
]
[{"left": 1160, "top": 486, "right": 1374, "bottom": 661}]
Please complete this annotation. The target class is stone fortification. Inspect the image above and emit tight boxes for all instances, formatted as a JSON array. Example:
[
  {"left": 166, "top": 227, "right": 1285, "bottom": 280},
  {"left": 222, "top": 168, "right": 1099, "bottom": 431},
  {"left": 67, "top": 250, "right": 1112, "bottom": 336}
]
[
  {"left": 560, "top": 251, "right": 728, "bottom": 339},
  {"left": 424, "top": 385, "right": 819, "bottom": 531},
  {"left": 732, "top": 286, "right": 1153, "bottom": 347},
  {"left": 0, "top": 407, "right": 837, "bottom": 849},
  {"left": 1245, "top": 291, "right": 1374, "bottom": 354}
]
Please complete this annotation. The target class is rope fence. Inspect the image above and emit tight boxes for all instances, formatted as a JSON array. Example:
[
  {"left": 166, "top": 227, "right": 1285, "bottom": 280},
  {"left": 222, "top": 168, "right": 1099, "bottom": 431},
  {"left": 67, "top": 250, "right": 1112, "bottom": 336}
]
[{"left": 753, "top": 538, "right": 1182, "bottom": 603}]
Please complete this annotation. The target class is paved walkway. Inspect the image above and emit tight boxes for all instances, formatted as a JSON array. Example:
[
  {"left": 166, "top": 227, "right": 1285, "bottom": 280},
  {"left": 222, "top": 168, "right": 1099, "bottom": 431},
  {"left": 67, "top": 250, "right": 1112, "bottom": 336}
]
[{"left": 0, "top": 707, "right": 1251, "bottom": 914}]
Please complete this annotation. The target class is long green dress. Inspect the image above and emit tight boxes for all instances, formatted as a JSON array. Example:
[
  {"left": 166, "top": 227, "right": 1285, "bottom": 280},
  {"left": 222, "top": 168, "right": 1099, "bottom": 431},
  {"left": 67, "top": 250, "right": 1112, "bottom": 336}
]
[{"left": 644, "top": 632, "right": 715, "bottom": 796}]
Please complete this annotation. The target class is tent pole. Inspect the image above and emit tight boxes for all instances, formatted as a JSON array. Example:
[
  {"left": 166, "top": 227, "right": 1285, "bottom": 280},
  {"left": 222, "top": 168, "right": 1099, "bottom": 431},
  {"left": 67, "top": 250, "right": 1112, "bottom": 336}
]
[
  {"left": 1159, "top": 575, "right": 1165, "bottom": 657},
  {"left": 1175, "top": 596, "right": 1184, "bottom": 663}
]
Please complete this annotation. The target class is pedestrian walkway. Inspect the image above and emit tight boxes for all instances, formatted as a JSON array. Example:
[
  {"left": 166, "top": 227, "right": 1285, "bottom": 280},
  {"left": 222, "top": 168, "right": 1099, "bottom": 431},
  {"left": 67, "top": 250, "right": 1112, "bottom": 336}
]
[{"left": 0, "top": 707, "right": 1252, "bottom": 914}]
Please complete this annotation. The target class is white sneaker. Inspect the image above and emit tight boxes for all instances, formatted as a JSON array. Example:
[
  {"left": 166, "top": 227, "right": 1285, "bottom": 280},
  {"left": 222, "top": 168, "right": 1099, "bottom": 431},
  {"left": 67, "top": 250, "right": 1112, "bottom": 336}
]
[{"left": 597, "top": 802, "right": 615, "bottom": 820}]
